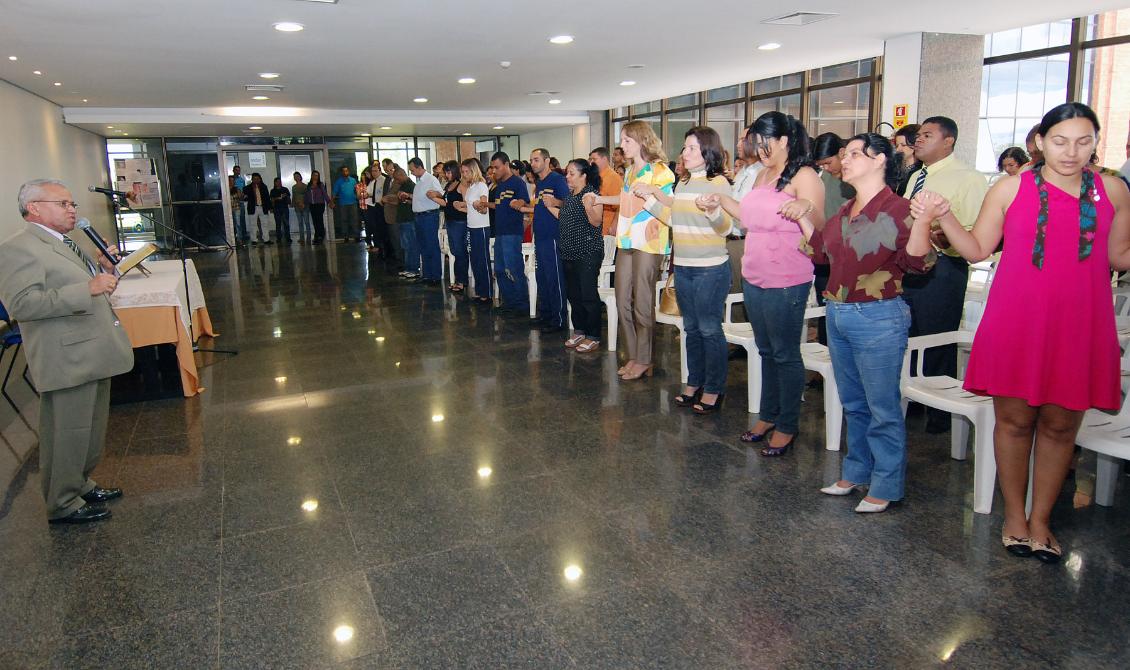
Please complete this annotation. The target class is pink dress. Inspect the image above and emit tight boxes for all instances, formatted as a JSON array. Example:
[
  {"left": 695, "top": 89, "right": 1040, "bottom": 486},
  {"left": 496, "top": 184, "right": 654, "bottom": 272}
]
[{"left": 964, "top": 170, "right": 1119, "bottom": 411}]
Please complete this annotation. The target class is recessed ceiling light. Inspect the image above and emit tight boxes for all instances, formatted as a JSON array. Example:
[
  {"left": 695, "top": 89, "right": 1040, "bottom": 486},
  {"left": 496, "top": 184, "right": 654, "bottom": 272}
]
[
  {"left": 413, "top": 97, "right": 428, "bottom": 103},
  {"left": 273, "top": 22, "right": 304, "bottom": 32},
  {"left": 619, "top": 80, "right": 636, "bottom": 86},
  {"left": 379, "top": 126, "right": 392, "bottom": 130},
  {"left": 361, "top": 132, "right": 370, "bottom": 136},
  {"left": 249, "top": 125, "right": 263, "bottom": 130},
  {"left": 458, "top": 77, "right": 476, "bottom": 84},
  {"left": 462, "top": 132, "right": 472, "bottom": 136},
  {"left": 32, "top": 70, "right": 41, "bottom": 75},
  {"left": 82, "top": 99, "right": 88, "bottom": 103},
  {"left": 106, "top": 126, "right": 114, "bottom": 129},
  {"left": 549, "top": 35, "right": 574, "bottom": 44},
  {"left": 758, "top": 42, "right": 782, "bottom": 51},
  {"left": 833, "top": 100, "right": 844, "bottom": 104},
  {"left": 259, "top": 72, "right": 280, "bottom": 79},
  {"left": 548, "top": 99, "right": 562, "bottom": 105},
  {"left": 252, "top": 95, "right": 270, "bottom": 100},
  {"left": 53, "top": 82, "right": 61, "bottom": 86},
  {"left": 493, "top": 125, "right": 504, "bottom": 130},
  {"left": 7, "top": 56, "right": 16, "bottom": 61}
]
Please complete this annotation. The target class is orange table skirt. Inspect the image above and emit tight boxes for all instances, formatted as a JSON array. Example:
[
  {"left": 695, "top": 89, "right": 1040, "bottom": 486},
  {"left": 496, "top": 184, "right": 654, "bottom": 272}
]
[{"left": 115, "top": 306, "right": 217, "bottom": 397}]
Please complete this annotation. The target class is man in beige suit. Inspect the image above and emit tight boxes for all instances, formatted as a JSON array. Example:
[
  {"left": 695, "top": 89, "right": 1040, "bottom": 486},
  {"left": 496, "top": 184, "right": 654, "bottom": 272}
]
[{"left": 0, "top": 179, "right": 135, "bottom": 524}]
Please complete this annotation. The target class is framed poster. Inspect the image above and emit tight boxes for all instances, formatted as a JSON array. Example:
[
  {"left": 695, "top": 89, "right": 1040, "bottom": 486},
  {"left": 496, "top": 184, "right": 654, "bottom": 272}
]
[
  {"left": 113, "top": 157, "right": 162, "bottom": 209},
  {"left": 248, "top": 152, "right": 267, "bottom": 168}
]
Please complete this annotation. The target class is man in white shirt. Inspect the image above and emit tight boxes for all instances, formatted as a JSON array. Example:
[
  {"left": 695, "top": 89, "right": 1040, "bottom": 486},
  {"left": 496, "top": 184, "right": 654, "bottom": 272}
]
[
  {"left": 408, "top": 158, "right": 444, "bottom": 286},
  {"left": 365, "top": 161, "right": 387, "bottom": 254}
]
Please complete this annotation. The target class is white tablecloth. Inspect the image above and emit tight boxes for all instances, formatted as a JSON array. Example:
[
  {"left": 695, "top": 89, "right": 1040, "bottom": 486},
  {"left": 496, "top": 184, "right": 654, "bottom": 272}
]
[{"left": 110, "top": 259, "right": 208, "bottom": 334}]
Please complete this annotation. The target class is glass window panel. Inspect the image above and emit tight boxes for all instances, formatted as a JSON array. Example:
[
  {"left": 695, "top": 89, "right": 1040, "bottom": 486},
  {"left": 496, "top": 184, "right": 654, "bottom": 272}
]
[
  {"left": 985, "top": 61, "right": 1019, "bottom": 118},
  {"left": 1082, "top": 43, "right": 1130, "bottom": 168},
  {"left": 373, "top": 139, "right": 414, "bottom": 174},
  {"left": 665, "top": 109, "right": 699, "bottom": 159},
  {"left": 613, "top": 106, "right": 629, "bottom": 119},
  {"left": 667, "top": 93, "right": 699, "bottom": 109},
  {"left": 752, "top": 94, "right": 801, "bottom": 121},
  {"left": 707, "top": 103, "right": 745, "bottom": 159},
  {"left": 985, "top": 20, "right": 1071, "bottom": 57},
  {"left": 807, "top": 84, "right": 870, "bottom": 139},
  {"left": 809, "top": 59, "right": 871, "bottom": 85},
  {"left": 631, "top": 100, "right": 662, "bottom": 116},
  {"left": 707, "top": 83, "right": 745, "bottom": 102},
  {"left": 754, "top": 73, "right": 801, "bottom": 96}
]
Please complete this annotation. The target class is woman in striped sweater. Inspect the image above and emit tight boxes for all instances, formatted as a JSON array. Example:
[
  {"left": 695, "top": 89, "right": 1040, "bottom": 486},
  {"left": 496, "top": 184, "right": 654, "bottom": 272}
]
[{"left": 633, "top": 127, "right": 734, "bottom": 413}]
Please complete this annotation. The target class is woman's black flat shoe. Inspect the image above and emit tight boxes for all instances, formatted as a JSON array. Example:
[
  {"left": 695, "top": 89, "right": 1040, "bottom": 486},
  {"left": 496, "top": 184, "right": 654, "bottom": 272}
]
[
  {"left": 693, "top": 394, "right": 724, "bottom": 414},
  {"left": 1031, "top": 538, "right": 1062, "bottom": 564},
  {"left": 759, "top": 433, "right": 797, "bottom": 457},
  {"left": 674, "top": 388, "right": 702, "bottom": 408},
  {"left": 1001, "top": 534, "right": 1033, "bottom": 558}
]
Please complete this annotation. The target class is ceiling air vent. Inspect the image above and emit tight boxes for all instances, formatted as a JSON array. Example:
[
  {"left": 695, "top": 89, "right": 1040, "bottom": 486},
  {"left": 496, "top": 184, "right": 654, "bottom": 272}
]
[
  {"left": 761, "top": 12, "right": 837, "bottom": 26},
  {"left": 526, "top": 90, "right": 561, "bottom": 96},
  {"left": 245, "top": 84, "right": 285, "bottom": 92}
]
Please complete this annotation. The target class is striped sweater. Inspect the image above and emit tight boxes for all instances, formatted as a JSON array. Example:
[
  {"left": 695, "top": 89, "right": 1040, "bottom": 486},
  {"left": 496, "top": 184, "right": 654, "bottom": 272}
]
[{"left": 645, "top": 172, "right": 733, "bottom": 267}]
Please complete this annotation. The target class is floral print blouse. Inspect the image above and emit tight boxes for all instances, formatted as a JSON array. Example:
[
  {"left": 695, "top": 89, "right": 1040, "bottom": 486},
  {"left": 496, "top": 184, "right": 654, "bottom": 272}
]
[{"left": 802, "top": 187, "right": 936, "bottom": 302}]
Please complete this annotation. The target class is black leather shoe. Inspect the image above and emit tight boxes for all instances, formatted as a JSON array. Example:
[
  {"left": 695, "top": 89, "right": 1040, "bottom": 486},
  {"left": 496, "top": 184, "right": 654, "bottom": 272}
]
[
  {"left": 82, "top": 487, "right": 123, "bottom": 504},
  {"left": 49, "top": 504, "right": 111, "bottom": 525}
]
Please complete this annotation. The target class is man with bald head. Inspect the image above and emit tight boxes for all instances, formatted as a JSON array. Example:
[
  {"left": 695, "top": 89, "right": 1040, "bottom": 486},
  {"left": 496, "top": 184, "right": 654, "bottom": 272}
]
[{"left": 0, "top": 179, "right": 134, "bottom": 524}]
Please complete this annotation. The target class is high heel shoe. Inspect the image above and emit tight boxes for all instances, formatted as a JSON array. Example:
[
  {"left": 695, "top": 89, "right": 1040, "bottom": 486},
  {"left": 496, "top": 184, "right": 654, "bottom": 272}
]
[
  {"left": 759, "top": 433, "right": 796, "bottom": 457},
  {"left": 854, "top": 498, "right": 890, "bottom": 513},
  {"left": 740, "top": 423, "right": 776, "bottom": 443},
  {"left": 674, "top": 387, "right": 702, "bottom": 408},
  {"left": 617, "top": 361, "right": 635, "bottom": 376},
  {"left": 621, "top": 364, "right": 654, "bottom": 381},
  {"left": 819, "top": 482, "right": 861, "bottom": 496},
  {"left": 693, "top": 393, "right": 724, "bottom": 414}
]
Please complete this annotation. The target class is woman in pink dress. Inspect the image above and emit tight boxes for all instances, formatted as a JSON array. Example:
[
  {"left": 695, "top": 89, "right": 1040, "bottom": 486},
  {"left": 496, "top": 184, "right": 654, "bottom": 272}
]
[{"left": 913, "top": 102, "right": 1130, "bottom": 563}]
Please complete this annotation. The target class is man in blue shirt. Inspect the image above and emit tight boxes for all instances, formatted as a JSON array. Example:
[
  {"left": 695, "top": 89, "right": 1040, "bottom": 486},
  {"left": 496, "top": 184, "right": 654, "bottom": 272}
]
[
  {"left": 231, "top": 165, "right": 248, "bottom": 244},
  {"left": 332, "top": 166, "right": 359, "bottom": 242},
  {"left": 487, "top": 152, "right": 530, "bottom": 316},
  {"left": 523, "top": 148, "right": 569, "bottom": 331}
]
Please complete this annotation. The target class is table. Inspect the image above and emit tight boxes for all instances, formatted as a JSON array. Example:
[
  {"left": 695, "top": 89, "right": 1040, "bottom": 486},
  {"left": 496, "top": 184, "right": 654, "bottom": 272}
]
[{"left": 110, "top": 259, "right": 216, "bottom": 397}]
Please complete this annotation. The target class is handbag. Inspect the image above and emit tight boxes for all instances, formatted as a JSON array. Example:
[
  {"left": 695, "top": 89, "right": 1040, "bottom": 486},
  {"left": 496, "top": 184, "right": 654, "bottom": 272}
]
[{"left": 659, "top": 270, "right": 680, "bottom": 317}]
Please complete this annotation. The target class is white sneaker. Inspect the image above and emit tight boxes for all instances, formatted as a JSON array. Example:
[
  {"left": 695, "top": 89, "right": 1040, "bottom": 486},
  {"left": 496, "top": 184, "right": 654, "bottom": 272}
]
[
  {"left": 854, "top": 499, "right": 890, "bottom": 513},
  {"left": 819, "top": 482, "right": 860, "bottom": 496}
]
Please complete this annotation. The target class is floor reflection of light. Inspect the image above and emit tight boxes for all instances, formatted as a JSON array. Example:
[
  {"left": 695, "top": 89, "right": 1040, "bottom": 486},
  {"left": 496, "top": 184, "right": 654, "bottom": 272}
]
[
  {"left": 352, "top": 312, "right": 361, "bottom": 319},
  {"left": 287, "top": 436, "right": 302, "bottom": 446},
  {"left": 431, "top": 414, "right": 444, "bottom": 423},
  {"left": 275, "top": 376, "right": 287, "bottom": 383},
  {"left": 301, "top": 499, "right": 318, "bottom": 512},
  {"left": 395, "top": 361, "right": 401, "bottom": 367},
  {"left": 367, "top": 329, "right": 376, "bottom": 335},
  {"left": 340, "top": 305, "right": 347, "bottom": 311},
  {"left": 272, "top": 327, "right": 282, "bottom": 338},
  {"left": 1064, "top": 551, "right": 1083, "bottom": 580},
  {"left": 477, "top": 466, "right": 492, "bottom": 479},
  {"left": 375, "top": 336, "right": 385, "bottom": 342},
  {"left": 563, "top": 564, "right": 583, "bottom": 582},
  {"left": 333, "top": 625, "right": 354, "bottom": 643}
]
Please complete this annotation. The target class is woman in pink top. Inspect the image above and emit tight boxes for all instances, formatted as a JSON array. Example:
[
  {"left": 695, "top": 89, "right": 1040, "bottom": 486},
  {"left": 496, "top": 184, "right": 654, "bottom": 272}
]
[
  {"left": 914, "top": 103, "right": 1130, "bottom": 563},
  {"left": 698, "top": 112, "right": 826, "bottom": 454}
]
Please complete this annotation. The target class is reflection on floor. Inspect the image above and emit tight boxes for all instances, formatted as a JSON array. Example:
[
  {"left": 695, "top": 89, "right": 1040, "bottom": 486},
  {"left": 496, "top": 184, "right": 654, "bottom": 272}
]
[{"left": 1, "top": 241, "right": 1128, "bottom": 669}]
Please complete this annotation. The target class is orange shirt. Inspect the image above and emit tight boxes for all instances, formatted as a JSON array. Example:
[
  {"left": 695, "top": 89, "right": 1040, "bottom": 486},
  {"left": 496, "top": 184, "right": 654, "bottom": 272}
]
[{"left": 599, "top": 166, "right": 623, "bottom": 236}]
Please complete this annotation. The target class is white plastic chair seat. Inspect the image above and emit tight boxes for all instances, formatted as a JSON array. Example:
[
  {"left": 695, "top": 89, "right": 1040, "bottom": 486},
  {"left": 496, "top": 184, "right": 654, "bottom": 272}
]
[
  {"left": 522, "top": 242, "right": 537, "bottom": 317},
  {"left": 1076, "top": 416, "right": 1130, "bottom": 507},
  {"left": 654, "top": 278, "right": 688, "bottom": 383},
  {"left": 799, "top": 306, "right": 841, "bottom": 451},
  {"left": 722, "top": 293, "right": 760, "bottom": 413}
]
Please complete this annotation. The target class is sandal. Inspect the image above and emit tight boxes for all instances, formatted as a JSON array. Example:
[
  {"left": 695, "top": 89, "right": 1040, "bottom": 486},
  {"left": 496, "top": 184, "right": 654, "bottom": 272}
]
[
  {"left": 693, "top": 393, "right": 724, "bottom": 414},
  {"left": 759, "top": 433, "right": 796, "bottom": 457},
  {"left": 740, "top": 423, "right": 776, "bottom": 443},
  {"left": 575, "top": 339, "right": 600, "bottom": 353},
  {"left": 674, "top": 387, "right": 702, "bottom": 408},
  {"left": 564, "top": 334, "right": 585, "bottom": 348}
]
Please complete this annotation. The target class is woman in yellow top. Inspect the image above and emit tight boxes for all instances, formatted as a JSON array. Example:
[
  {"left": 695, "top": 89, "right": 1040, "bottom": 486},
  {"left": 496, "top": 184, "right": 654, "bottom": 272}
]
[{"left": 592, "top": 121, "right": 675, "bottom": 380}]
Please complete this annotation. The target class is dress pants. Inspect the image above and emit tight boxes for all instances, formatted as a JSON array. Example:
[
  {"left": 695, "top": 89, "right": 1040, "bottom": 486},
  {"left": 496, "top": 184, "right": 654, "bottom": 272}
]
[
  {"left": 614, "top": 248, "right": 662, "bottom": 365},
  {"left": 366, "top": 206, "right": 387, "bottom": 249},
  {"left": 337, "top": 204, "right": 360, "bottom": 240},
  {"left": 400, "top": 219, "right": 420, "bottom": 274},
  {"left": 39, "top": 378, "right": 111, "bottom": 519},
  {"left": 564, "top": 251, "right": 603, "bottom": 339},
  {"left": 534, "top": 233, "right": 568, "bottom": 327},
  {"left": 309, "top": 203, "right": 327, "bottom": 241},
  {"left": 415, "top": 210, "right": 442, "bottom": 281},
  {"left": 469, "top": 227, "right": 492, "bottom": 298}
]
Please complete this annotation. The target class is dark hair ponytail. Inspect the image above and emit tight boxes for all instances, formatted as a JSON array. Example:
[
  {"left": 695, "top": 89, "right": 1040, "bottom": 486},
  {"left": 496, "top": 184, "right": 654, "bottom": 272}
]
[
  {"left": 750, "top": 111, "right": 813, "bottom": 192},
  {"left": 848, "top": 132, "right": 902, "bottom": 190},
  {"left": 568, "top": 158, "right": 602, "bottom": 191},
  {"left": 1037, "top": 101, "right": 1101, "bottom": 137}
]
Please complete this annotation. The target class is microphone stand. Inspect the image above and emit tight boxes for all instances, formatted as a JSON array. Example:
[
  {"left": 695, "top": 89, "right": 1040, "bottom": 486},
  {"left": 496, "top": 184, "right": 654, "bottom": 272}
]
[{"left": 100, "top": 191, "right": 238, "bottom": 358}]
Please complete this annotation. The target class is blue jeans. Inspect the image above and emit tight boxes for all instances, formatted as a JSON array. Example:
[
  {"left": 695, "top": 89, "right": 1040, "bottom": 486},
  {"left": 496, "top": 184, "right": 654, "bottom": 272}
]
[
  {"left": 827, "top": 297, "right": 912, "bottom": 501},
  {"left": 294, "top": 206, "right": 312, "bottom": 241},
  {"left": 534, "top": 233, "right": 567, "bottom": 327},
  {"left": 234, "top": 203, "right": 248, "bottom": 242},
  {"left": 447, "top": 219, "right": 469, "bottom": 285},
  {"left": 415, "top": 210, "right": 442, "bottom": 281},
  {"left": 742, "top": 279, "right": 811, "bottom": 434},
  {"left": 494, "top": 234, "right": 528, "bottom": 311},
  {"left": 469, "top": 227, "right": 492, "bottom": 298},
  {"left": 273, "top": 207, "right": 291, "bottom": 241},
  {"left": 400, "top": 218, "right": 419, "bottom": 274},
  {"left": 676, "top": 261, "right": 731, "bottom": 395}
]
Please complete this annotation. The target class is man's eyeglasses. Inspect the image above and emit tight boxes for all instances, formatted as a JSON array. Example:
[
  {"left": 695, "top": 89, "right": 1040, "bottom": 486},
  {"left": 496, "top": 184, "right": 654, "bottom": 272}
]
[{"left": 33, "top": 200, "right": 79, "bottom": 210}]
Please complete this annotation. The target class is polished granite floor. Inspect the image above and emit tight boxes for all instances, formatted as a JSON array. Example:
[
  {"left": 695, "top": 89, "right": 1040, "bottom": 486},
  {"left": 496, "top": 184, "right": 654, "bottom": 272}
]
[{"left": 1, "top": 241, "right": 1128, "bottom": 669}]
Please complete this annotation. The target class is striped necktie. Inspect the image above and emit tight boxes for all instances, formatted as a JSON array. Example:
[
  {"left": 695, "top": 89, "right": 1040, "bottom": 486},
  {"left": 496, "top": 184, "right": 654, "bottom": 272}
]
[
  {"left": 909, "top": 165, "right": 928, "bottom": 199},
  {"left": 62, "top": 236, "right": 97, "bottom": 276}
]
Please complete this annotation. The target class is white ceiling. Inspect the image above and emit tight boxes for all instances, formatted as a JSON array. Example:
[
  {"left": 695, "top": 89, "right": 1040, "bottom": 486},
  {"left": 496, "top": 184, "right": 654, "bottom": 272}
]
[{"left": 2, "top": 0, "right": 1124, "bottom": 137}]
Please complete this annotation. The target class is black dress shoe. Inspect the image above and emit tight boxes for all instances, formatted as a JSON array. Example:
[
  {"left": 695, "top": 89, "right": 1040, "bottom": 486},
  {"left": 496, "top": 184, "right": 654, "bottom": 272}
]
[
  {"left": 49, "top": 504, "right": 111, "bottom": 525},
  {"left": 82, "top": 487, "right": 123, "bottom": 504}
]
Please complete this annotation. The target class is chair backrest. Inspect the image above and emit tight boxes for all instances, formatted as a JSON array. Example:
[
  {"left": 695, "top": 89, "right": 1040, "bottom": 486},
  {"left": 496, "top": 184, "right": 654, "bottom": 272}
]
[{"left": 723, "top": 293, "right": 743, "bottom": 325}]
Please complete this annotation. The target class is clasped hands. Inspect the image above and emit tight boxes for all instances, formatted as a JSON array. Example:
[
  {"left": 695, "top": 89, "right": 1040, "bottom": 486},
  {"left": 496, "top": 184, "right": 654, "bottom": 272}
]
[
  {"left": 691, "top": 194, "right": 814, "bottom": 222},
  {"left": 909, "top": 191, "right": 953, "bottom": 248}
]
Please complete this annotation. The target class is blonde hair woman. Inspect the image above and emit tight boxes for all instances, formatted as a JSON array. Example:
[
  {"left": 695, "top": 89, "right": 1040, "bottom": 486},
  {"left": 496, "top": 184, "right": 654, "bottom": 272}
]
[
  {"left": 592, "top": 120, "right": 675, "bottom": 380},
  {"left": 458, "top": 158, "right": 493, "bottom": 303}
]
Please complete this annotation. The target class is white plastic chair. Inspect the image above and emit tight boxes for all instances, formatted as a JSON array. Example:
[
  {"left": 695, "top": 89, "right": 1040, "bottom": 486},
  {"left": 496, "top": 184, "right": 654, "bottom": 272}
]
[
  {"left": 522, "top": 242, "right": 537, "bottom": 318},
  {"left": 1076, "top": 346, "right": 1130, "bottom": 506},
  {"left": 800, "top": 306, "right": 841, "bottom": 451},
  {"left": 439, "top": 228, "right": 455, "bottom": 285},
  {"left": 901, "top": 331, "right": 998, "bottom": 514},
  {"left": 722, "top": 293, "right": 761, "bottom": 413},
  {"left": 655, "top": 279, "right": 688, "bottom": 384}
]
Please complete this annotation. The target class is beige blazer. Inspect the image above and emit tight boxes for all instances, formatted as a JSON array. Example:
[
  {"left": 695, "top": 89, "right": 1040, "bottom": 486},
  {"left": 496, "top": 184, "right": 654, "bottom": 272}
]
[{"left": 0, "top": 223, "right": 134, "bottom": 392}]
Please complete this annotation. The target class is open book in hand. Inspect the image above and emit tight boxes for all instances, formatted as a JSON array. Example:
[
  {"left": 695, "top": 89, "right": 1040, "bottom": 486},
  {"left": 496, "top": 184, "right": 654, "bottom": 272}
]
[{"left": 116, "top": 243, "right": 158, "bottom": 276}]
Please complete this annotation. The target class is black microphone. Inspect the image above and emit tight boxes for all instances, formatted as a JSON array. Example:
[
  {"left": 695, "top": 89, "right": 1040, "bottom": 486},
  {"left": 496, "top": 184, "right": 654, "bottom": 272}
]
[
  {"left": 75, "top": 218, "right": 120, "bottom": 264},
  {"left": 88, "top": 185, "right": 130, "bottom": 198}
]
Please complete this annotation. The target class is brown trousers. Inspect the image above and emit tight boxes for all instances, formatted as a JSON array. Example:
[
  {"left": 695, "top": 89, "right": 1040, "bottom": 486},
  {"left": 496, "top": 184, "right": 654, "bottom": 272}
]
[
  {"left": 39, "top": 378, "right": 110, "bottom": 519},
  {"left": 614, "top": 249, "right": 663, "bottom": 365}
]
